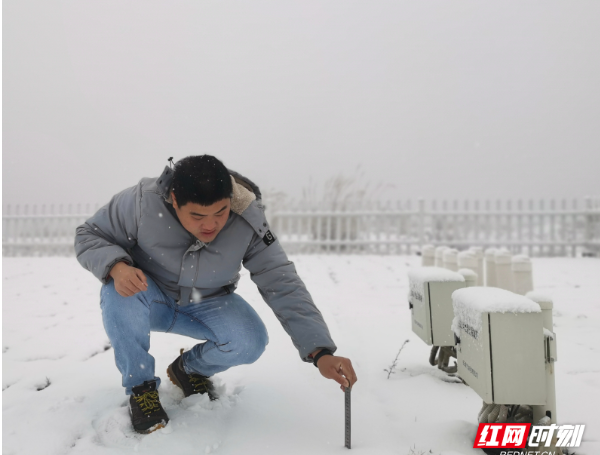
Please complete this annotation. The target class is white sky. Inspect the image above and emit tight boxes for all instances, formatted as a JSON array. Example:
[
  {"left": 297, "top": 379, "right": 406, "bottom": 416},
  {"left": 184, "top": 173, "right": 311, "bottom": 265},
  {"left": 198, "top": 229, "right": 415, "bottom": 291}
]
[{"left": 3, "top": 1, "right": 599, "bottom": 207}]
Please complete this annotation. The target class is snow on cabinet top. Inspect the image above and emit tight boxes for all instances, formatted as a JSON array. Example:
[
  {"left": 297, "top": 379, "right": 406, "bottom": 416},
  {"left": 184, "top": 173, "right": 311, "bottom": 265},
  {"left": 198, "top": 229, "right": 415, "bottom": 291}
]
[
  {"left": 408, "top": 267, "right": 465, "bottom": 285},
  {"left": 408, "top": 267, "right": 465, "bottom": 295},
  {"left": 526, "top": 291, "right": 552, "bottom": 304},
  {"left": 526, "top": 291, "right": 554, "bottom": 310},
  {"left": 451, "top": 287, "right": 541, "bottom": 335},
  {"left": 512, "top": 254, "right": 530, "bottom": 263},
  {"left": 458, "top": 268, "right": 478, "bottom": 279},
  {"left": 421, "top": 244, "right": 436, "bottom": 257}
]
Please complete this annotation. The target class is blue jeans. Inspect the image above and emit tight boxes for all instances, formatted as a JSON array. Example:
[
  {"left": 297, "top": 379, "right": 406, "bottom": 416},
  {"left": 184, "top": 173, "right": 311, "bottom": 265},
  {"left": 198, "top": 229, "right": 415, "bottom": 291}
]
[{"left": 100, "top": 277, "right": 269, "bottom": 395}]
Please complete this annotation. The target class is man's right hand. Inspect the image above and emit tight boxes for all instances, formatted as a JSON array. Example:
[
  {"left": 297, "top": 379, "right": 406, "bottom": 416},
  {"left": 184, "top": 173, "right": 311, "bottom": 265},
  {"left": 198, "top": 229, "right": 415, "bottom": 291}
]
[{"left": 109, "top": 262, "right": 148, "bottom": 297}]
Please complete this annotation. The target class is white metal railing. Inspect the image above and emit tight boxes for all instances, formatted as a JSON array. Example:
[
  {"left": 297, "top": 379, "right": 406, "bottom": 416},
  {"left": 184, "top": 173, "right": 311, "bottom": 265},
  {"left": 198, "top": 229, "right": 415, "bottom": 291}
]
[
  {"left": 2, "top": 203, "right": 100, "bottom": 257},
  {"left": 266, "top": 197, "right": 600, "bottom": 257},
  {"left": 3, "top": 197, "right": 600, "bottom": 257}
]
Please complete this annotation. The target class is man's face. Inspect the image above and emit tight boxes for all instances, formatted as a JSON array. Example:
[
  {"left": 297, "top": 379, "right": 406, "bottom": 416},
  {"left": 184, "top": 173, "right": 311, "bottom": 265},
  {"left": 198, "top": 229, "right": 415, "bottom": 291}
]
[{"left": 171, "top": 193, "right": 231, "bottom": 243}]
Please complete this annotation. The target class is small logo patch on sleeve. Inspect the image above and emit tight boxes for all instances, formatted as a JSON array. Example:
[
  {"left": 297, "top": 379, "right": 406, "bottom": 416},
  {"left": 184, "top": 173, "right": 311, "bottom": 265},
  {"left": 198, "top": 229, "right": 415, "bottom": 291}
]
[{"left": 263, "top": 230, "right": 276, "bottom": 246}]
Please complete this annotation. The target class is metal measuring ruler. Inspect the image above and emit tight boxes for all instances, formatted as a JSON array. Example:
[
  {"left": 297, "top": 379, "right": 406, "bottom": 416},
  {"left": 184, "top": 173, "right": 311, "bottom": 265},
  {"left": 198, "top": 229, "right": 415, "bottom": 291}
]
[{"left": 345, "top": 386, "right": 351, "bottom": 449}]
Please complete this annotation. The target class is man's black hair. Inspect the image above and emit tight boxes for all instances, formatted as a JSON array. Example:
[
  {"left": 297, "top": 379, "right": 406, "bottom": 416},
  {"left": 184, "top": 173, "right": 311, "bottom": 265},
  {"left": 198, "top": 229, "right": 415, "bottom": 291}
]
[{"left": 171, "top": 155, "right": 233, "bottom": 207}]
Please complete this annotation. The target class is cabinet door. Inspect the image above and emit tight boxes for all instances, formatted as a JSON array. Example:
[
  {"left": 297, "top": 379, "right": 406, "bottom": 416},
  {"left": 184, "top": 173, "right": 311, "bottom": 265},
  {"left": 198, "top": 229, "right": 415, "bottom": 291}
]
[
  {"left": 429, "top": 281, "right": 464, "bottom": 346},
  {"left": 490, "top": 312, "right": 546, "bottom": 405},
  {"left": 457, "top": 314, "right": 493, "bottom": 403},
  {"left": 411, "top": 282, "right": 432, "bottom": 345}
]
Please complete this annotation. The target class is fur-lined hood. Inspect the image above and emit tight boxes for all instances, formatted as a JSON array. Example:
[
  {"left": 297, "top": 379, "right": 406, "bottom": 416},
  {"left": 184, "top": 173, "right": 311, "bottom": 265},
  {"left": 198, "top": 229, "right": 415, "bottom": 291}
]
[{"left": 229, "top": 175, "right": 256, "bottom": 215}]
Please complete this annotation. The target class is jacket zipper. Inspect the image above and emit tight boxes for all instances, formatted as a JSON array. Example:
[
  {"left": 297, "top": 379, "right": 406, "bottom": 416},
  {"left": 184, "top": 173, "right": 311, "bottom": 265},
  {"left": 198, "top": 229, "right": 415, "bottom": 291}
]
[{"left": 191, "top": 239, "right": 202, "bottom": 291}]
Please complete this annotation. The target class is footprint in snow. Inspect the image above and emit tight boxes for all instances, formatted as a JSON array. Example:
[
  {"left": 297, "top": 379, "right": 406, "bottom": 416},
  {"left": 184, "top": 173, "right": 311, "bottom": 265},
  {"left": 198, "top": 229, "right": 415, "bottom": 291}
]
[
  {"left": 92, "top": 379, "right": 243, "bottom": 449},
  {"left": 179, "top": 388, "right": 242, "bottom": 413},
  {"left": 167, "top": 377, "right": 244, "bottom": 411},
  {"left": 92, "top": 406, "right": 143, "bottom": 449}
]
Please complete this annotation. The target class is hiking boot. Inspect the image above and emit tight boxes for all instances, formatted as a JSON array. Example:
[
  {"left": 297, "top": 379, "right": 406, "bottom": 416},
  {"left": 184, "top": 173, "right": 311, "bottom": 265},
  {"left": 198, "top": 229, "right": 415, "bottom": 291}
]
[
  {"left": 129, "top": 380, "right": 169, "bottom": 434},
  {"left": 167, "top": 350, "right": 217, "bottom": 400}
]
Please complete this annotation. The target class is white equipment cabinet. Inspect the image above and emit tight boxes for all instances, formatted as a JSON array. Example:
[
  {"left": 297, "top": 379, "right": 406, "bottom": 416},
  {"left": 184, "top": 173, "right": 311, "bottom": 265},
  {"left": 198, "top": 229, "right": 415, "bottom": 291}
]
[
  {"left": 527, "top": 292, "right": 558, "bottom": 423},
  {"left": 421, "top": 244, "right": 436, "bottom": 267},
  {"left": 484, "top": 248, "right": 497, "bottom": 287},
  {"left": 512, "top": 255, "right": 534, "bottom": 296},
  {"left": 458, "top": 268, "right": 478, "bottom": 288},
  {"left": 469, "top": 247, "right": 484, "bottom": 286},
  {"left": 434, "top": 246, "right": 449, "bottom": 267},
  {"left": 443, "top": 248, "right": 459, "bottom": 271},
  {"left": 452, "top": 287, "right": 546, "bottom": 405},
  {"left": 494, "top": 249, "right": 514, "bottom": 291},
  {"left": 408, "top": 267, "right": 465, "bottom": 346}
]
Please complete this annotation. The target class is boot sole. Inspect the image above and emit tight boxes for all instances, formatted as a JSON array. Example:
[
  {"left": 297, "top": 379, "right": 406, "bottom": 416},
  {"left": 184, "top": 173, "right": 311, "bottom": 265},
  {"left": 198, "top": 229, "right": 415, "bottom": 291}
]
[
  {"left": 129, "top": 407, "right": 168, "bottom": 435},
  {"left": 138, "top": 420, "right": 167, "bottom": 435}
]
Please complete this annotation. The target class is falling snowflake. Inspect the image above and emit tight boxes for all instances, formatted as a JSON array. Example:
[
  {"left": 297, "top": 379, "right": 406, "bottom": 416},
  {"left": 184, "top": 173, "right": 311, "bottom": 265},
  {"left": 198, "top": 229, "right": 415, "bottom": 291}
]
[{"left": 191, "top": 288, "right": 202, "bottom": 303}]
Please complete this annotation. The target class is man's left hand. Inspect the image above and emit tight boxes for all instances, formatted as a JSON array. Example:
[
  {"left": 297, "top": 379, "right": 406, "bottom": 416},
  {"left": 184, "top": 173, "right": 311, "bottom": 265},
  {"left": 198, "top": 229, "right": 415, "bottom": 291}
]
[{"left": 317, "top": 355, "right": 357, "bottom": 391}]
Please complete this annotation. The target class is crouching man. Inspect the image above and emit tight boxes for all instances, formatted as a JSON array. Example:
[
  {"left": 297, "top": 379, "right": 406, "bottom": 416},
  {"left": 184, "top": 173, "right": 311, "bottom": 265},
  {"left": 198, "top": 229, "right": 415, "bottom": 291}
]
[{"left": 75, "top": 155, "right": 357, "bottom": 434}]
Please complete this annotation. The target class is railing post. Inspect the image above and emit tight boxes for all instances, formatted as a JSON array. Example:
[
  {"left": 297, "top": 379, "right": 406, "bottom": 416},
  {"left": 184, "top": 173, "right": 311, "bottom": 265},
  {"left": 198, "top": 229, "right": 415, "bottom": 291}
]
[
  {"left": 418, "top": 199, "right": 425, "bottom": 252},
  {"left": 3, "top": 204, "right": 10, "bottom": 257},
  {"left": 571, "top": 199, "right": 581, "bottom": 258},
  {"left": 596, "top": 197, "right": 600, "bottom": 255},
  {"left": 585, "top": 196, "right": 593, "bottom": 256}
]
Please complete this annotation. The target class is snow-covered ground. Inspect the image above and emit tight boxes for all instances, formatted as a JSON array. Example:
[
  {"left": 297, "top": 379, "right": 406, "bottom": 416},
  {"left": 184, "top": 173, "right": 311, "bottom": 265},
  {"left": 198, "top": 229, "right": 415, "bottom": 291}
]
[{"left": 2, "top": 256, "right": 599, "bottom": 455}]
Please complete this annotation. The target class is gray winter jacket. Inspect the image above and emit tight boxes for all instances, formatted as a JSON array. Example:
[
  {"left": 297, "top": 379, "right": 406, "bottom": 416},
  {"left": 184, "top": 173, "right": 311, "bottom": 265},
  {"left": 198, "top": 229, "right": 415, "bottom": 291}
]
[{"left": 75, "top": 166, "right": 337, "bottom": 362}]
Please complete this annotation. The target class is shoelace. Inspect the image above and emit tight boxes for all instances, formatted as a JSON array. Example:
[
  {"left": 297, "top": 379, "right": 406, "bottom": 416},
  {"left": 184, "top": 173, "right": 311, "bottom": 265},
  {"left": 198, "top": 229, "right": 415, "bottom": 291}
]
[
  {"left": 188, "top": 375, "right": 211, "bottom": 394},
  {"left": 133, "top": 391, "right": 161, "bottom": 415}
]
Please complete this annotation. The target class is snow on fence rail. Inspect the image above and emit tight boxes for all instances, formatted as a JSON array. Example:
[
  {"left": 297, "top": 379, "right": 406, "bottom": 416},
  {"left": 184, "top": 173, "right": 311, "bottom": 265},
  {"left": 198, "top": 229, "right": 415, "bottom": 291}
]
[
  {"left": 2, "top": 203, "right": 101, "bottom": 257},
  {"left": 3, "top": 197, "right": 600, "bottom": 257},
  {"left": 266, "top": 197, "right": 600, "bottom": 257}
]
